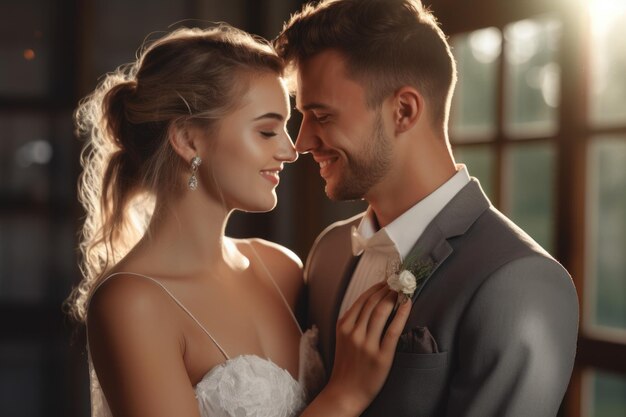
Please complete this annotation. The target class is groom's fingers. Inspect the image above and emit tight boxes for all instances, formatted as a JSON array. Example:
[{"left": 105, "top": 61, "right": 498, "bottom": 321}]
[{"left": 338, "top": 281, "right": 387, "bottom": 331}]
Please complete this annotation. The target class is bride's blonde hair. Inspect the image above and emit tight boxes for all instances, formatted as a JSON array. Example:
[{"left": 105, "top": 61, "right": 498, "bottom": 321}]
[{"left": 66, "top": 25, "right": 284, "bottom": 322}]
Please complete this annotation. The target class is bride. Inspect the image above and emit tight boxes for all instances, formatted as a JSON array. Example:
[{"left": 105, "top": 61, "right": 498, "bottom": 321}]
[{"left": 66, "top": 24, "right": 411, "bottom": 417}]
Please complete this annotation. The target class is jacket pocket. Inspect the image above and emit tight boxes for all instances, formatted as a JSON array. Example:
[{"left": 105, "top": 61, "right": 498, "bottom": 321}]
[{"left": 363, "top": 351, "right": 449, "bottom": 417}]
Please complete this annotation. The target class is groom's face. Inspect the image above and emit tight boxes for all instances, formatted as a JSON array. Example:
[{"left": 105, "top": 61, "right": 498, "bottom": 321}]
[{"left": 294, "top": 50, "right": 392, "bottom": 201}]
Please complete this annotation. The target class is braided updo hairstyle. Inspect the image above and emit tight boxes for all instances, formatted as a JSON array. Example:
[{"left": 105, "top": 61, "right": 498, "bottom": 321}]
[{"left": 67, "top": 25, "right": 284, "bottom": 322}]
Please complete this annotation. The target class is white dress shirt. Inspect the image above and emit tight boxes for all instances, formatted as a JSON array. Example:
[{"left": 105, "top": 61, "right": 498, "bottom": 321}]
[{"left": 338, "top": 165, "right": 471, "bottom": 317}]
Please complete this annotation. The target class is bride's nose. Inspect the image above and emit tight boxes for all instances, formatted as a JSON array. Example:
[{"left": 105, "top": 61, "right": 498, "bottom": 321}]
[{"left": 276, "top": 134, "right": 298, "bottom": 163}]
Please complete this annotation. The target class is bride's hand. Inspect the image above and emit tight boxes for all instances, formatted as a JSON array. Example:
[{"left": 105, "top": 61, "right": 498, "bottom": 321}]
[{"left": 326, "top": 281, "right": 412, "bottom": 414}]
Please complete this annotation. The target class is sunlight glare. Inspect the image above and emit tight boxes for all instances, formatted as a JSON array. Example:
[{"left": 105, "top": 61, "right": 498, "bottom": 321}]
[
  {"left": 588, "top": 0, "right": 626, "bottom": 35},
  {"left": 504, "top": 20, "right": 541, "bottom": 65},
  {"left": 469, "top": 27, "right": 501, "bottom": 64}
]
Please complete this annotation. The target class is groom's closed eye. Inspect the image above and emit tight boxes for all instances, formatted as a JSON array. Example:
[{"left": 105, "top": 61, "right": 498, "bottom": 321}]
[{"left": 312, "top": 113, "right": 330, "bottom": 124}]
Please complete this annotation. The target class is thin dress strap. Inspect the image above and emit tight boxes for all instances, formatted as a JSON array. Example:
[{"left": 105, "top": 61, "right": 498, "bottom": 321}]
[
  {"left": 92, "top": 272, "right": 230, "bottom": 360},
  {"left": 247, "top": 242, "right": 304, "bottom": 336}
]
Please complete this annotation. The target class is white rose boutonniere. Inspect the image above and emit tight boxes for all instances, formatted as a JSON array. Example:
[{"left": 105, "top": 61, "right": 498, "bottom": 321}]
[
  {"left": 387, "top": 270, "right": 417, "bottom": 299},
  {"left": 386, "top": 253, "right": 435, "bottom": 305}
]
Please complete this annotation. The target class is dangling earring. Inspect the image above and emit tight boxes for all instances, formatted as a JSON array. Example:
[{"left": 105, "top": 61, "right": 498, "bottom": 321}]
[{"left": 188, "top": 155, "right": 202, "bottom": 190}]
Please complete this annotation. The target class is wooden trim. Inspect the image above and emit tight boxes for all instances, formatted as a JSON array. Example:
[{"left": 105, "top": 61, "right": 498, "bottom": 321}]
[
  {"left": 587, "top": 127, "right": 626, "bottom": 137},
  {"left": 0, "top": 304, "right": 70, "bottom": 340},
  {"left": 433, "top": 0, "right": 570, "bottom": 36},
  {"left": 577, "top": 337, "right": 626, "bottom": 374},
  {"left": 493, "top": 29, "right": 506, "bottom": 210},
  {"left": 451, "top": 134, "right": 559, "bottom": 146},
  {"left": 564, "top": 365, "right": 584, "bottom": 417},
  {"left": 0, "top": 98, "right": 72, "bottom": 111}
]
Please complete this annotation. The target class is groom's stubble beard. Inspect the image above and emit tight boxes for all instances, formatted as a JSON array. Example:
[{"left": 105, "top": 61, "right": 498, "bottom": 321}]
[{"left": 327, "top": 111, "right": 393, "bottom": 201}]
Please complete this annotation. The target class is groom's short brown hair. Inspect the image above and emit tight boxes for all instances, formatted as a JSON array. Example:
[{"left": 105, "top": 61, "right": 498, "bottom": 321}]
[{"left": 274, "top": 0, "right": 457, "bottom": 133}]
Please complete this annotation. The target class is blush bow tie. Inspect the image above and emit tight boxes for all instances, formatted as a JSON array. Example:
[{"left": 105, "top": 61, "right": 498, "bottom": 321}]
[{"left": 351, "top": 226, "right": 398, "bottom": 257}]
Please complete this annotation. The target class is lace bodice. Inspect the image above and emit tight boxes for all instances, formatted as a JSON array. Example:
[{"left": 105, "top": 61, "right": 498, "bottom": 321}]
[
  {"left": 194, "top": 327, "right": 324, "bottom": 417},
  {"left": 88, "top": 269, "right": 326, "bottom": 417},
  {"left": 196, "top": 355, "right": 304, "bottom": 417}
]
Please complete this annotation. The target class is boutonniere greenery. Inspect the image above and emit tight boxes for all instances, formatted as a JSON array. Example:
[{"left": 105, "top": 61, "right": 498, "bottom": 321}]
[{"left": 386, "top": 252, "right": 435, "bottom": 305}]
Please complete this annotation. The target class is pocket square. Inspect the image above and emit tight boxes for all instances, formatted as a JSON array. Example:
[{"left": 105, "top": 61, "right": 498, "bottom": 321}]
[{"left": 397, "top": 326, "right": 439, "bottom": 354}]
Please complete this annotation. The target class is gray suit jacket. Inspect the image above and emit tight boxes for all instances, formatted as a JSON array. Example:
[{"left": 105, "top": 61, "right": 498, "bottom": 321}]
[{"left": 305, "top": 179, "right": 579, "bottom": 417}]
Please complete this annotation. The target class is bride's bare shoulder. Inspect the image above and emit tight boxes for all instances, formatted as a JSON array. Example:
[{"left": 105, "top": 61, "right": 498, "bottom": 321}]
[
  {"left": 87, "top": 273, "right": 181, "bottom": 344},
  {"left": 86, "top": 274, "right": 199, "bottom": 416}
]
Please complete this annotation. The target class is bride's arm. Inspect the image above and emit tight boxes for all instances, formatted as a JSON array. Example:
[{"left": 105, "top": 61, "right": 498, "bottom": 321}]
[
  {"left": 88, "top": 275, "right": 202, "bottom": 417},
  {"left": 301, "top": 282, "right": 412, "bottom": 417}
]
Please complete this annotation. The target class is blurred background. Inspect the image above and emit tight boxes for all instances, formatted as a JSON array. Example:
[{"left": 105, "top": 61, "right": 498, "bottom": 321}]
[{"left": 0, "top": 0, "right": 624, "bottom": 416}]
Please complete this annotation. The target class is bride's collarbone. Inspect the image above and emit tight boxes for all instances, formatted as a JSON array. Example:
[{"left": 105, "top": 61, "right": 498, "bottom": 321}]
[
  {"left": 183, "top": 317, "right": 301, "bottom": 385},
  {"left": 172, "top": 282, "right": 301, "bottom": 384}
]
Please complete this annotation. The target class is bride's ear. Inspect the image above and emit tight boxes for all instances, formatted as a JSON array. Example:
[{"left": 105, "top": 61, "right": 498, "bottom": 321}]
[{"left": 168, "top": 123, "right": 198, "bottom": 163}]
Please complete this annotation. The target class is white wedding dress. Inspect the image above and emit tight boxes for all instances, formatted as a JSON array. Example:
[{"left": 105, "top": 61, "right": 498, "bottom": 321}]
[{"left": 88, "top": 272, "right": 326, "bottom": 417}]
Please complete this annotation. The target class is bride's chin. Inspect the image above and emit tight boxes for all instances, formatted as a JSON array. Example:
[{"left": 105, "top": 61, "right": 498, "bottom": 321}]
[{"left": 237, "top": 197, "right": 277, "bottom": 213}]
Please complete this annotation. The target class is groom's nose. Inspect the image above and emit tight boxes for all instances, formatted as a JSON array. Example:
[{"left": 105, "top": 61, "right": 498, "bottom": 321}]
[{"left": 295, "top": 116, "right": 319, "bottom": 154}]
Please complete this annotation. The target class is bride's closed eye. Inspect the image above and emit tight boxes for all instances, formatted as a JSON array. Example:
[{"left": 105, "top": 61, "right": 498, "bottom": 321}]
[{"left": 260, "top": 131, "right": 278, "bottom": 138}]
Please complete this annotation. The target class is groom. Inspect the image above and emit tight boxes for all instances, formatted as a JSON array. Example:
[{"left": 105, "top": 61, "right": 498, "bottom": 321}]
[{"left": 275, "top": 0, "right": 579, "bottom": 416}]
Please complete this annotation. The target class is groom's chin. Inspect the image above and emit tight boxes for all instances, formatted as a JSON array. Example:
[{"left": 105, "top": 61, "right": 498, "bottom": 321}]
[
  {"left": 324, "top": 184, "right": 364, "bottom": 202},
  {"left": 323, "top": 183, "right": 342, "bottom": 201}
]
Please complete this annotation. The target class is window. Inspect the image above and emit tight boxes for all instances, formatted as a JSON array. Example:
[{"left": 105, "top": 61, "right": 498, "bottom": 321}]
[
  {"left": 451, "top": 16, "right": 561, "bottom": 253},
  {"left": 447, "top": 1, "right": 626, "bottom": 415}
]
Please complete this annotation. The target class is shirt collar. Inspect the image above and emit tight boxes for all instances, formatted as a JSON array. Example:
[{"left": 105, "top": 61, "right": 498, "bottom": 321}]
[{"left": 355, "top": 165, "right": 471, "bottom": 259}]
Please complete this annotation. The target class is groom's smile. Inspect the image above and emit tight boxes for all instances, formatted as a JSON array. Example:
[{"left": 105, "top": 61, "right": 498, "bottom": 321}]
[{"left": 314, "top": 155, "right": 340, "bottom": 178}]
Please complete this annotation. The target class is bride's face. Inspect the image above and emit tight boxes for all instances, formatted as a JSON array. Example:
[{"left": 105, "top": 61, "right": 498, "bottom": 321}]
[{"left": 203, "top": 73, "right": 297, "bottom": 212}]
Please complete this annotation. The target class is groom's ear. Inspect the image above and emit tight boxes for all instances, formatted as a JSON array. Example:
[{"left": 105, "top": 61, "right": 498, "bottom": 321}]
[{"left": 391, "top": 86, "right": 422, "bottom": 135}]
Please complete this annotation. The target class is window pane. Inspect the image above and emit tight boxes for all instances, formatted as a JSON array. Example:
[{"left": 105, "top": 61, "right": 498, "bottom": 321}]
[
  {"left": 0, "top": 218, "right": 79, "bottom": 303},
  {"left": 586, "top": 138, "right": 626, "bottom": 333},
  {"left": 503, "top": 143, "right": 555, "bottom": 252},
  {"left": 43, "top": 218, "right": 80, "bottom": 302},
  {"left": 453, "top": 145, "right": 495, "bottom": 201},
  {"left": 589, "top": 1, "right": 626, "bottom": 126},
  {"left": 0, "top": 215, "right": 49, "bottom": 302},
  {"left": 0, "top": 0, "right": 52, "bottom": 96},
  {"left": 0, "top": 114, "right": 53, "bottom": 202},
  {"left": 504, "top": 17, "right": 561, "bottom": 137},
  {"left": 49, "top": 112, "right": 76, "bottom": 203},
  {"left": 584, "top": 369, "right": 626, "bottom": 417},
  {"left": 91, "top": 0, "right": 189, "bottom": 78},
  {"left": 0, "top": 342, "right": 44, "bottom": 417},
  {"left": 450, "top": 28, "right": 501, "bottom": 142}
]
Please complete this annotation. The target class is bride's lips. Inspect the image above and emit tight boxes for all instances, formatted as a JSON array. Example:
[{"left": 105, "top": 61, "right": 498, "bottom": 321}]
[{"left": 260, "top": 168, "right": 281, "bottom": 185}]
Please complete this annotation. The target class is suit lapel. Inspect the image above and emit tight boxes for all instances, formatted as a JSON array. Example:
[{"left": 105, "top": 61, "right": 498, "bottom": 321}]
[
  {"left": 307, "top": 214, "right": 364, "bottom": 374},
  {"left": 401, "top": 180, "right": 491, "bottom": 319},
  {"left": 327, "top": 253, "right": 361, "bottom": 371},
  {"left": 404, "top": 228, "right": 453, "bottom": 306}
]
